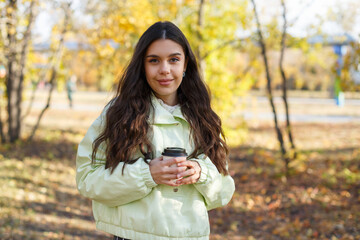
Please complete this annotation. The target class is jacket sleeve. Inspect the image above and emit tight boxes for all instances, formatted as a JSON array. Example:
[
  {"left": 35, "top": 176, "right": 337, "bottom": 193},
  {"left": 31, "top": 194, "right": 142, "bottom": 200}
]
[
  {"left": 191, "top": 154, "right": 235, "bottom": 211},
  {"left": 76, "top": 112, "right": 158, "bottom": 208}
]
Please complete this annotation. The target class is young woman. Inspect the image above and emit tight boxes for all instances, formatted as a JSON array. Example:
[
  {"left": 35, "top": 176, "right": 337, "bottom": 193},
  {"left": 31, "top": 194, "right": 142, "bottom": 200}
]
[{"left": 76, "top": 21, "right": 235, "bottom": 240}]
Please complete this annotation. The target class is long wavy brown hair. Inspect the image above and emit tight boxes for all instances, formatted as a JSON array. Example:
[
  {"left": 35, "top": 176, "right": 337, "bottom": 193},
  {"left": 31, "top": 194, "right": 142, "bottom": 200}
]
[{"left": 92, "top": 21, "right": 229, "bottom": 175}]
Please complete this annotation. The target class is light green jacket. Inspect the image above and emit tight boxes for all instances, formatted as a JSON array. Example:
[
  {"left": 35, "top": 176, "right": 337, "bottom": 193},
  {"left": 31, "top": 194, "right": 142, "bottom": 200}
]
[{"left": 76, "top": 96, "right": 235, "bottom": 240}]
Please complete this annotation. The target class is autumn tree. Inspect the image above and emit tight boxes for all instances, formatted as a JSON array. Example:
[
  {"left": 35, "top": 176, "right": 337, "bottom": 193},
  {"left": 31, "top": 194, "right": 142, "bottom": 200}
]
[
  {"left": 325, "top": 0, "right": 360, "bottom": 92},
  {"left": 342, "top": 42, "right": 360, "bottom": 91},
  {"left": 0, "top": 0, "right": 37, "bottom": 143},
  {"left": 0, "top": 0, "right": 79, "bottom": 142},
  {"left": 279, "top": 0, "right": 296, "bottom": 158},
  {"left": 186, "top": 0, "right": 252, "bottom": 144},
  {"left": 250, "top": 0, "right": 289, "bottom": 172}
]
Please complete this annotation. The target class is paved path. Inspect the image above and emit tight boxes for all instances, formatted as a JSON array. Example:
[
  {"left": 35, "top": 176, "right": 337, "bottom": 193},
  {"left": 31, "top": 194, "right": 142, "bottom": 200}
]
[
  {"left": 25, "top": 91, "right": 360, "bottom": 123},
  {"left": 254, "top": 96, "right": 360, "bottom": 106},
  {"left": 237, "top": 96, "right": 360, "bottom": 123},
  {"left": 239, "top": 111, "right": 360, "bottom": 123}
]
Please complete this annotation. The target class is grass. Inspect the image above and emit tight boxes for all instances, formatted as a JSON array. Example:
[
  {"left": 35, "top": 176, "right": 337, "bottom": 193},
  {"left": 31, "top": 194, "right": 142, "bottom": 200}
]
[{"left": 0, "top": 130, "right": 111, "bottom": 239}]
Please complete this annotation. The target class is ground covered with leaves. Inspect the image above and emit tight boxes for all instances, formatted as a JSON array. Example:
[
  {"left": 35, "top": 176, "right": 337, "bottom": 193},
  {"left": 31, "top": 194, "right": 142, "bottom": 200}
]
[
  {"left": 0, "top": 111, "right": 359, "bottom": 239},
  {"left": 0, "top": 130, "right": 109, "bottom": 239},
  {"left": 210, "top": 123, "right": 360, "bottom": 240}
]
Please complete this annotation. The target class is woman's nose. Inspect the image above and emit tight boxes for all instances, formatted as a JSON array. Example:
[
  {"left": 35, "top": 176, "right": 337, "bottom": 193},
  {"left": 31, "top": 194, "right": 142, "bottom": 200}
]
[{"left": 159, "top": 62, "right": 170, "bottom": 74}]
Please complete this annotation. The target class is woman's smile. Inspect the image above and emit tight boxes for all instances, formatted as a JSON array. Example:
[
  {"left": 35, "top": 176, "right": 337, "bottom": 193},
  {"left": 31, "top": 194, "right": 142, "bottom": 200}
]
[{"left": 157, "top": 79, "right": 173, "bottom": 86}]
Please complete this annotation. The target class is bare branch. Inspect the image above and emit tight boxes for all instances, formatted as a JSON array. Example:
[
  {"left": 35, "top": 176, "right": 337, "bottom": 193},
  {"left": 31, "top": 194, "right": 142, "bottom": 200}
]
[
  {"left": 19, "top": 0, "right": 36, "bottom": 73},
  {"left": 23, "top": 1, "right": 72, "bottom": 120},
  {"left": 28, "top": 1, "right": 72, "bottom": 142},
  {"left": 279, "top": 0, "right": 296, "bottom": 160},
  {"left": 250, "top": 0, "right": 289, "bottom": 172},
  {"left": 202, "top": 38, "right": 245, "bottom": 60}
]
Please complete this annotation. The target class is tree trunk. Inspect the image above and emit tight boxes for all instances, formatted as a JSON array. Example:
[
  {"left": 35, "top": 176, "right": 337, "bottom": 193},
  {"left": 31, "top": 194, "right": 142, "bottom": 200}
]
[
  {"left": 6, "top": 0, "right": 20, "bottom": 142},
  {"left": 251, "top": 0, "right": 289, "bottom": 171},
  {"left": 0, "top": 2, "right": 7, "bottom": 142},
  {"left": 0, "top": 104, "right": 5, "bottom": 143},
  {"left": 5, "top": 0, "right": 35, "bottom": 142},
  {"left": 279, "top": 0, "right": 296, "bottom": 160}
]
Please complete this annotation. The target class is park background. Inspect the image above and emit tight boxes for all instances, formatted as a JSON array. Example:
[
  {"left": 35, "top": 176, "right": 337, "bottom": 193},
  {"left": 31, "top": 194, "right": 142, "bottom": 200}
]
[{"left": 0, "top": 0, "right": 360, "bottom": 239}]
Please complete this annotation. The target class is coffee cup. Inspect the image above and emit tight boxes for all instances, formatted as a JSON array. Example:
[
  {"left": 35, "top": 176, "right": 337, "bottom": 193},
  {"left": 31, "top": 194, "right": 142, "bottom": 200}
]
[
  {"left": 162, "top": 147, "right": 187, "bottom": 192},
  {"left": 162, "top": 147, "right": 187, "bottom": 166}
]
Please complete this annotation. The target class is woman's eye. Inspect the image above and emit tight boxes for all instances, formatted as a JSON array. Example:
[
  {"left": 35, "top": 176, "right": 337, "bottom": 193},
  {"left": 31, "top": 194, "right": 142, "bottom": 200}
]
[
  {"left": 170, "top": 58, "right": 180, "bottom": 63},
  {"left": 149, "top": 59, "right": 158, "bottom": 63}
]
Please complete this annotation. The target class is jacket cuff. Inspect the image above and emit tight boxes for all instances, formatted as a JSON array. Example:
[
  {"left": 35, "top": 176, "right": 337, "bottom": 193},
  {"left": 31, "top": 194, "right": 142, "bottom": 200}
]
[
  {"left": 140, "top": 160, "right": 158, "bottom": 188},
  {"left": 192, "top": 158, "right": 208, "bottom": 184}
]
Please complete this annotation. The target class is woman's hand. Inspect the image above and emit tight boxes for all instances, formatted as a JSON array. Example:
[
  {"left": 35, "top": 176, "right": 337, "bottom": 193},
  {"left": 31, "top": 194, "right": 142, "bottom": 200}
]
[
  {"left": 149, "top": 156, "right": 187, "bottom": 186},
  {"left": 175, "top": 160, "right": 201, "bottom": 185}
]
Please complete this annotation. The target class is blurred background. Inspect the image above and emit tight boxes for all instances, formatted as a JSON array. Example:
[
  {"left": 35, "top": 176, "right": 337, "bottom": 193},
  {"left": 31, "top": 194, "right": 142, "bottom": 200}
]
[{"left": 0, "top": 0, "right": 359, "bottom": 239}]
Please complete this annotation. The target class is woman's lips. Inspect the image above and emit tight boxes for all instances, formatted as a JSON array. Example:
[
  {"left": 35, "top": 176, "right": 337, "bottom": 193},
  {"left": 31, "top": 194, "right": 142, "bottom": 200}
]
[{"left": 158, "top": 79, "right": 173, "bottom": 86}]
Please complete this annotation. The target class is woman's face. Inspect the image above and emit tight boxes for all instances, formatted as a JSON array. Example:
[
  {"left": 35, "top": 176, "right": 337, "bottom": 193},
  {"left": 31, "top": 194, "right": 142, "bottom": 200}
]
[{"left": 144, "top": 39, "right": 187, "bottom": 106}]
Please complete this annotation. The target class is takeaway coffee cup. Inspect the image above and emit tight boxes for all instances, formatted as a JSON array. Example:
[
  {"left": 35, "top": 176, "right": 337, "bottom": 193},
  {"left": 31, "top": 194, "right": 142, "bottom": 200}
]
[
  {"left": 162, "top": 147, "right": 188, "bottom": 166},
  {"left": 162, "top": 147, "right": 187, "bottom": 192}
]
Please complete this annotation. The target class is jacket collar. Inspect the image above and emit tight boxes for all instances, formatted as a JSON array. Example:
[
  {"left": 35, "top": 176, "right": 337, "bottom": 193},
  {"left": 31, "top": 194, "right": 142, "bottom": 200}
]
[{"left": 149, "top": 94, "right": 188, "bottom": 125}]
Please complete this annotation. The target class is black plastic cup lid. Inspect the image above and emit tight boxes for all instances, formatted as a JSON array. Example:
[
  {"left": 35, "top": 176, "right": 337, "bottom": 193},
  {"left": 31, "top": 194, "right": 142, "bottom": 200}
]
[{"left": 162, "top": 147, "right": 187, "bottom": 157}]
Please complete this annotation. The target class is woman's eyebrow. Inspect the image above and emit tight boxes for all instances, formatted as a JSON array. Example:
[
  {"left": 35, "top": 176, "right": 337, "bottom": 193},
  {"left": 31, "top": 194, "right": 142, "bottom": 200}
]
[{"left": 145, "top": 52, "right": 182, "bottom": 58}]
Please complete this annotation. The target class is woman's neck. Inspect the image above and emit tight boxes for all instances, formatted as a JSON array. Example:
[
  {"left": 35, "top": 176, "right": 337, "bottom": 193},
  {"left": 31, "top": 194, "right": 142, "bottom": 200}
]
[{"left": 155, "top": 94, "right": 178, "bottom": 106}]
